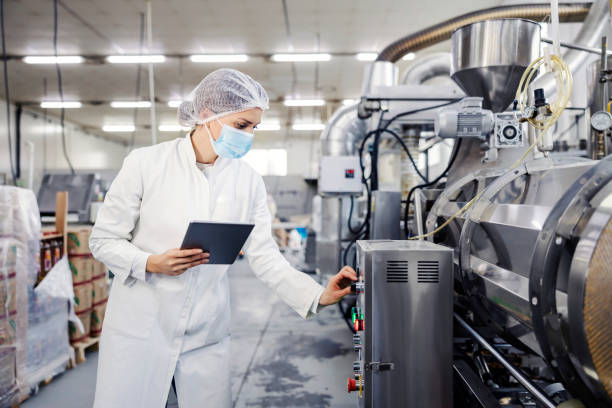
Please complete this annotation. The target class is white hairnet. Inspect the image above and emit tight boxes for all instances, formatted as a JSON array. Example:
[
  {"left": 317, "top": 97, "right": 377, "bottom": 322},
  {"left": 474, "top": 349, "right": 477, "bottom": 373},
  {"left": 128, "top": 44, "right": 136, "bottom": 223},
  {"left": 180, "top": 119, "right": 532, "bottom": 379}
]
[{"left": 177, "top": 68, "right": 269, "bottom": 127}]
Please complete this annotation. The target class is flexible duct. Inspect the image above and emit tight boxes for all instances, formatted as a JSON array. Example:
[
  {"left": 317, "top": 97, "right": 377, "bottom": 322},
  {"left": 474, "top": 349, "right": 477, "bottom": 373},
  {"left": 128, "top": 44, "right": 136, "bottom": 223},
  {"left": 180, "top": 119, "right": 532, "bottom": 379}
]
[
  {"left": 319, "top": 103, "right": 366, "bottom": 157},
  {"left": 376, "top": 3, "right": 591, "bottom": 63},
  {"left": 401, "top": 52, "right": 452, "bottom": 85}
]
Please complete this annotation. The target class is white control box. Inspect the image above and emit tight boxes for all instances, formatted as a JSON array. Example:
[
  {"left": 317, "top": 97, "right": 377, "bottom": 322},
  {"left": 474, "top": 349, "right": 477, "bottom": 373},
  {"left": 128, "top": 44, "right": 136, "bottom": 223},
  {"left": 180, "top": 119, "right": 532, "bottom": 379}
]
[{"left": 318, "top": 156, "right": 363, "bottom": 195}]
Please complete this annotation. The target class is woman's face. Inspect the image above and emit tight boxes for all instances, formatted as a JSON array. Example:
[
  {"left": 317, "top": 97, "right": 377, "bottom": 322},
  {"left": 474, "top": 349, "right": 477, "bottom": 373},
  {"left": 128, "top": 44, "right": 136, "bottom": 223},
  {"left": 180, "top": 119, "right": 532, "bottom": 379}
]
[{"left": 206, "top": 108, "right": 262, "bottom": 140}]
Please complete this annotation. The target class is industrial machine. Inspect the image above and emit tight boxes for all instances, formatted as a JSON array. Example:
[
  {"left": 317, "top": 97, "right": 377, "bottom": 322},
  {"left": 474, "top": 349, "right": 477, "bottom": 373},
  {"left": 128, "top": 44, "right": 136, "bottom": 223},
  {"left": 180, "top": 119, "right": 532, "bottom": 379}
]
[
  {"left": 348, "top": 240, "right": 453, "bottom": 407},
  {"left": 315, "top": 1, "right": 612, "bottom": 406}
]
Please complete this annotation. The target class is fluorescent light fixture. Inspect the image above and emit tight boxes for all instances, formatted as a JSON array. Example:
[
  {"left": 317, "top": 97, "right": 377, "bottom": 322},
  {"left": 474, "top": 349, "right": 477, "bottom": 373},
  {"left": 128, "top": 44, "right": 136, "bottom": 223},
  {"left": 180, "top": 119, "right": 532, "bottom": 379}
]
[
  {"left": 283, "top": 99, "right": 325, "bottom": 107},
  {"left": 356, "top": 53, "right": 377, "bottom": 61},
  {"left": 190, "top": 54, "right": 248, "bottom": 63},
  {"left": 168, "top": 100, "right": 182, "bottom": 108},
  {"left": 402, "top": 53, "right": 416, "bottom": 61},
  {"left": 40, "top": 101, "right": 82, "bottom": 109},
  {"left": 23, "top": 56, "right": 83, "bottom": 64},
  {"left": 255, "top": 123, "right": 281, "bottom": 131},
  {"left": 271, "top": 53, "right": 331, "bottom": 62},
  {"left": 110, "top": 101, "right": 152, "bottom": 108},
  {"left": 158, "top": 124, "right": 192, "bottom": 132},
  {"left": 107, "top": 55, "right": 166, "bottom": 64},
  {"left": 292, "top": 123, "right": 325, "bottom": 131},
  {"left": 102, "top": 125, "right": 136, "bottom": 132},
  {"left": 342, "top": 99, "right": 358, "bottom": 106}
]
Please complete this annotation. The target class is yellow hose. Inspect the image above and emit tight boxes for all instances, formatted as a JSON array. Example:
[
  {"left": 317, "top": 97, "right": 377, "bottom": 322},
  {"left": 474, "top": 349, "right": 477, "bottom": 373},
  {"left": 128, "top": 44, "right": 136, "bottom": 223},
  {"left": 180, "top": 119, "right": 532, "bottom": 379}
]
[{"left": 408, "top": 53, "right": 573, "bottom": 241}]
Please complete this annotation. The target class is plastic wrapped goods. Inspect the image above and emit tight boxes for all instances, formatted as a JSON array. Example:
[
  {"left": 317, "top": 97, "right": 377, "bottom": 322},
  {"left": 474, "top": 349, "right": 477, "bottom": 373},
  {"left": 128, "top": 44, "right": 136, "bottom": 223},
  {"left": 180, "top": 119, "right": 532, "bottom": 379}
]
[{"left": 0, "top": 187, "right": 39, "bottom": 405}]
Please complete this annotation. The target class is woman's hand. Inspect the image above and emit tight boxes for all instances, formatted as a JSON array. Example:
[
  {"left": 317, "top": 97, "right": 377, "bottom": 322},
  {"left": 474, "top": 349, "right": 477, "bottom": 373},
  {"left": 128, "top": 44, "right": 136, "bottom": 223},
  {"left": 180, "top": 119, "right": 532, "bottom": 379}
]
[
  {"left": 146, "top": 248, "right": 210, "bottom": 276},
  {"left": 319, "top": 266, "right": 358, "bottom": 306}
]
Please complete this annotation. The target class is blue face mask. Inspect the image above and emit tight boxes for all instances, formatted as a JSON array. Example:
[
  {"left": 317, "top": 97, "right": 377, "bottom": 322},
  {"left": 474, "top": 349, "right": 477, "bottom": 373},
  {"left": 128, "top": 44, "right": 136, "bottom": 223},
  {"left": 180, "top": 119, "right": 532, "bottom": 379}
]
[{"left": 206, "top": 120, "right": 254, "bottom": 159}]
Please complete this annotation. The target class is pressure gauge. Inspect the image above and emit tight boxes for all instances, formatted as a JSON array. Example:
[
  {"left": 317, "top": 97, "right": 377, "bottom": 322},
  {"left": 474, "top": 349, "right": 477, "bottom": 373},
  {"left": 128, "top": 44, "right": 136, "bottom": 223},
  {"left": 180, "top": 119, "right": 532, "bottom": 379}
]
[{"left": 591, "top": 110, "right": 612, "bottom": 131}]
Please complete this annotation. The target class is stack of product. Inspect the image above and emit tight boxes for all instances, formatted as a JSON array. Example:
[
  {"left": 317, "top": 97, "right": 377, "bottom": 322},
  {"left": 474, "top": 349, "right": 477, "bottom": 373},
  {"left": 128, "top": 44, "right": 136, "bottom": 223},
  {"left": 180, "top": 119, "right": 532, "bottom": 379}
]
[
  {"left": 90, "top": 260, "right": 108, "bottom": 337},
  {"left": 67, "top": 227, "right": 93, "bottom": 343},
  {"left": 22, "top": 215, "right": 71, "bottom": 391},
  {"left": 38, "top": 235, "right": 63, "bottom": 284},
  {"left": 67, "top": 228, "right": 108, "bottom": 342},
  {"left": 0, "top": 187, "right": 50, "bottom": 404}
]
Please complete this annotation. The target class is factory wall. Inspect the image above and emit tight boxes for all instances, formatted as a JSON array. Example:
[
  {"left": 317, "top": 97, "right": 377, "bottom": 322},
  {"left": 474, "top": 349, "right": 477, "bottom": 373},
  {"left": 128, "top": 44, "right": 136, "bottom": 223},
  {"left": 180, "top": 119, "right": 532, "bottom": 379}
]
[
  {"left": 249, "top": 135, "right": 320, "bottom": 178},
  {"left": 0, "top": 101, "right": 127, "bottom": 192}
]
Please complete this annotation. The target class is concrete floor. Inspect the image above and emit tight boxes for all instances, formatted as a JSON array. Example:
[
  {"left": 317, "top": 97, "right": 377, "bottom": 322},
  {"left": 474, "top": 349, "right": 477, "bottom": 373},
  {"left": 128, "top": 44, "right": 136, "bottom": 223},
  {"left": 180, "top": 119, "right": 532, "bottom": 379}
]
[{"left": 23, "top": 259, "right": 357, "bottom": 408}]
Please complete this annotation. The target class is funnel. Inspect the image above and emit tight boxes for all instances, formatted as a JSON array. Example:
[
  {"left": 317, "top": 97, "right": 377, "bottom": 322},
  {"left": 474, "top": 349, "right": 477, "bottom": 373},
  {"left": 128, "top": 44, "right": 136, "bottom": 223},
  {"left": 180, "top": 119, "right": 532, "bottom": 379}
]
[{"left": 451, "top": 19, "right": 541, "bottom": 112}]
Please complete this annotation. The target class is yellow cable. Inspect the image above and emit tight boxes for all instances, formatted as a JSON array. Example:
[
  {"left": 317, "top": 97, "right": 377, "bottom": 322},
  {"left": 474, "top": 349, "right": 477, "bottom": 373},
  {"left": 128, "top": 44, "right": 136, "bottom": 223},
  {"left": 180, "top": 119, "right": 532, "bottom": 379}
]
[{"left": 408, "top": 53, "right": 572, "bottom": 241}]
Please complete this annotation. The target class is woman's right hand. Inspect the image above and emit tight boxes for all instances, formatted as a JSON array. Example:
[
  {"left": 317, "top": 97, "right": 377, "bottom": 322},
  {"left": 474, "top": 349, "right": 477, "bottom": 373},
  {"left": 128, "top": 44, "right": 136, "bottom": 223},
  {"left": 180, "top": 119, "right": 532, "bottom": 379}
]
[{"left": 146, "top": 248, "right": 210, "bottom": 276}]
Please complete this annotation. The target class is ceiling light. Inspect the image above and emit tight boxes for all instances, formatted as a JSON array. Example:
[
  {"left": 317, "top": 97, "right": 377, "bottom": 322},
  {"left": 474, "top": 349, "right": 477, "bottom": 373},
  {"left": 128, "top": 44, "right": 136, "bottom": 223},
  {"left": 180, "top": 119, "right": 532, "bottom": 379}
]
[
  {"left": 342, "top": 99, "right": 358, "bottom": 106},
  {"left": 23, "top": 56, "right": 83, "bottom": 64},
  {"left": 190, "top": 54, "right": 248, "bottom": 63},
  {"left": 158, "top": 124, "right": 192, "bottom": 132},
  {"left": 168, "top": 100, "right": 182, "bottom": 108},
  {"left": 40, "top": 101, "right": 82, "bottom": 109},
  {"left": 111, "top": 101, "right": 152, "bottom": 108},
  {"left": 402, "top": 53, "right": 416, "bottom": 61},
  {"left": 102, "top": 125, "right": 136, "bottom": 132},
  {"left": 255, "top": 123, "right": 281, "bottom": 131},
  {"left": 271, "top": 53, "right": 331, "bottom": 62},
  {"left": 292, "top": 123, "right": 325, "bottom": 131},
  {"left": 107, "top": 55, "right": 166, "bottom": 64},
  {"left": 283, "top": 99, "right": 325, "bottom": 107},
  {"left": 356, "top": 53, "right": 377, "bottom": 61}
]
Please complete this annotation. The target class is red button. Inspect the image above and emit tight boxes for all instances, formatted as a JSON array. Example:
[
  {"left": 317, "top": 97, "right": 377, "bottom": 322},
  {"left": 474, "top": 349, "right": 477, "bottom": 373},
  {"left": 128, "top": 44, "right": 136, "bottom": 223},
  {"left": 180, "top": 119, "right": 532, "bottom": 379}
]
[
  {"left": 347, "top": 377, "right": 357, "bottom": 393},
  {"left": 354, "top": 319, "right": 359, "bottom": 331}
]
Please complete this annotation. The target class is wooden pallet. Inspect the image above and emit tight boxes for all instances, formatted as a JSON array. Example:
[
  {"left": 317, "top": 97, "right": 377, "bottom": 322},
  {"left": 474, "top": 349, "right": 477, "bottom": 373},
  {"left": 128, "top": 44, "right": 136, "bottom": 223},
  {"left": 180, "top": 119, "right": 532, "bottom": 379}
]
[
  {"left": 71, "top": 336, "right": 100, "bottom": 365},
  {"left": 13, "top": 374, "right": 63, "bottom": 407}
]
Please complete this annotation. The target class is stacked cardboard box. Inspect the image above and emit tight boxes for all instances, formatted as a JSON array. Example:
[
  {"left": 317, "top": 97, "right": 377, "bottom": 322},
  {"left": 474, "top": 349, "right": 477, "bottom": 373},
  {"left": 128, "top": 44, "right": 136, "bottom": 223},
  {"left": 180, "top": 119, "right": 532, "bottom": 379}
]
[
  {"left": 67, "top": 227, "right": 108, "bottom": 342},
  {"left": 91, "top": 260, "right": 108, "bottom": 337}
]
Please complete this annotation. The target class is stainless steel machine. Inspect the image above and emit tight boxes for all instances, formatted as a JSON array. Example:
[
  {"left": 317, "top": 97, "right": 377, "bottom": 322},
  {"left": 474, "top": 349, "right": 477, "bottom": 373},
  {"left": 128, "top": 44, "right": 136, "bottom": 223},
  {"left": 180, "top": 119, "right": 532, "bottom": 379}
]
[
  {"left": 314, "top": 1, "right": 612, "bottom": 406},
  {"left": 348, "top": 240, "right": 453, "bottom": 407}
]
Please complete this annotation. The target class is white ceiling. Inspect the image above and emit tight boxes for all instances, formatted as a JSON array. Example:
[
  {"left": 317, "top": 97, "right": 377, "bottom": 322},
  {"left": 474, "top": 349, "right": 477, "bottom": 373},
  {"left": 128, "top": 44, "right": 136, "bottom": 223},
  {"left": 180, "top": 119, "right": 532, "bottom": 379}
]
[{"left": 3, "top": 0, "right": 503, "bottom": 145}]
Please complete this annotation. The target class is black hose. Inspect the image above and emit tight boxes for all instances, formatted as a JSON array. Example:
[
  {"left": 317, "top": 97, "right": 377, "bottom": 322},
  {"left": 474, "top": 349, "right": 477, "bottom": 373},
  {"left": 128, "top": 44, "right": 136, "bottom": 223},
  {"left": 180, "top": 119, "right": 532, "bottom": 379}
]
[
  {"left": 53, "top": 0, "right": 75, "bottom": 174},
  {"left": 377, "top": 128, "right": 428, "bottom": 183},
  {"left": 337, "top": 297, "right": 357, "bottom": 334},
  {"left": 403, "top": 138, "right": 463, "bottom": 238}
]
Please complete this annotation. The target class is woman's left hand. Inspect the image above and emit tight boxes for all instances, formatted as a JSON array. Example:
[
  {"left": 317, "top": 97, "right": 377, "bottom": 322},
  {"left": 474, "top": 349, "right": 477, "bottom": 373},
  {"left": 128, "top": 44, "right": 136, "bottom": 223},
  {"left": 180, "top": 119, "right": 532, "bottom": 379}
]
[{"left": 319, "top": 266, "right": 358, "bottom": 306}]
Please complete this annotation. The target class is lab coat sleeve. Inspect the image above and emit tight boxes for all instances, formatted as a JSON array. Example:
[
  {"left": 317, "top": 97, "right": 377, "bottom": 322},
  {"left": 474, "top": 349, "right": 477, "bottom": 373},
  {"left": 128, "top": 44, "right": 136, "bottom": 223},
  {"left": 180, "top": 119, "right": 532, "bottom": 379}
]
[
  {"left": 245, "top": 177, "right": 325, "bottom": 319},
  {"left": 89, "top": 151, "right": 152, "bottom": 286}
]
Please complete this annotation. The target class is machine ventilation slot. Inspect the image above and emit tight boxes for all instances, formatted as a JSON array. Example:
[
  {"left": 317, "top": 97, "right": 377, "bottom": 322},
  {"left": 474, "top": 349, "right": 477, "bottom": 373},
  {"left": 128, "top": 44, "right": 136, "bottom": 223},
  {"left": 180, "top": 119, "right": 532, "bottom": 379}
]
[
  {"left": 417, "top": 261, "right": 439, "bottom": 283},
  {"left": 386, "top": 261, "right": 408, "bottom": 283}
]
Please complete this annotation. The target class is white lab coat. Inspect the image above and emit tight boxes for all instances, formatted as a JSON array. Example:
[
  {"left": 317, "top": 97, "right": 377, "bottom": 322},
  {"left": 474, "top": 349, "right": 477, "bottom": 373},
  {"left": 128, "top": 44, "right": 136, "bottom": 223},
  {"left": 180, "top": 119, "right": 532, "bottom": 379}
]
[{"left": 89, "top": 133, "right": 325, "bottom": 408}]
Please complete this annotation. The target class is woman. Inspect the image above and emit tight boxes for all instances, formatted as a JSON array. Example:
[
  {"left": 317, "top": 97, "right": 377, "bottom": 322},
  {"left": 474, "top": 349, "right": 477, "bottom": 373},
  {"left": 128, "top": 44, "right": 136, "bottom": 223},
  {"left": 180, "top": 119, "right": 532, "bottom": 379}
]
[{"left": 89, "top": 68, "right": 357, "bottom": 408}]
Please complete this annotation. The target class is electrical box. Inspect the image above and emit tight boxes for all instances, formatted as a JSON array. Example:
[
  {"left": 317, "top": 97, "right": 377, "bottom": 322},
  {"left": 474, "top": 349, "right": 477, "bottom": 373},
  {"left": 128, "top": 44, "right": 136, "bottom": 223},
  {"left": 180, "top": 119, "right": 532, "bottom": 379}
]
[
  {"left": 348, "top": 240, "right": 453, "bottom": 407},
  {"left": 318, "top": 156, "right": 363, "bottom": 195}
]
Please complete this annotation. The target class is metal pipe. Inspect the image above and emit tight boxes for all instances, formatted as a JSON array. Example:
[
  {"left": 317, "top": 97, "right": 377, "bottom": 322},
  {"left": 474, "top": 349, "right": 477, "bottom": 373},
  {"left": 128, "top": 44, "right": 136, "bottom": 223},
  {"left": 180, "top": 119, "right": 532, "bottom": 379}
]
[
  {"left": 15, "top": 103, "right": 21, "bottom": 179},
  {"left": 26, "top": 141, "right": 34, "bottom": 190},
  {"left": 376, "top": 3, "right": 591, "bottom": 62},
  {"left": 146, "top": 1, "right": 157, "bottom": 145},
  {"left": 541, "top": 37, "right": 612, "bottom": 56},
  {"left": 536, "top": 0, "right": 610, "bottom": 96},
  {"left": 454, "top": 314, "right": 557, "bottom": 408},
  {"left": 601, "top": 36, "right": 609, "bottom": 114}
]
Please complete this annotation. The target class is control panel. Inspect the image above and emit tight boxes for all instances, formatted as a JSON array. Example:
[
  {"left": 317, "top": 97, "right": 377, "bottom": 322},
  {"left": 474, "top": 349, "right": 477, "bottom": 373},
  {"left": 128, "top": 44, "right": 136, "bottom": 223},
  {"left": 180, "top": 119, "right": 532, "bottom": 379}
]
[
  {"left": 318, "top": 155, "right": 363, "bottom": 195},
  {"left": 347, "top": 240, "right": 453, "bottom": 407}
]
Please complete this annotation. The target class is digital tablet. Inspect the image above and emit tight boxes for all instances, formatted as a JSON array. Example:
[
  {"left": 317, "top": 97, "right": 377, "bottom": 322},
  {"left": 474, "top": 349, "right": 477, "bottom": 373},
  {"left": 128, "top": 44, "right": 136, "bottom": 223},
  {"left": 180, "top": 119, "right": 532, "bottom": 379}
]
[{"left": 180, "top": 221, "right": 255, "bottom": 265}]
